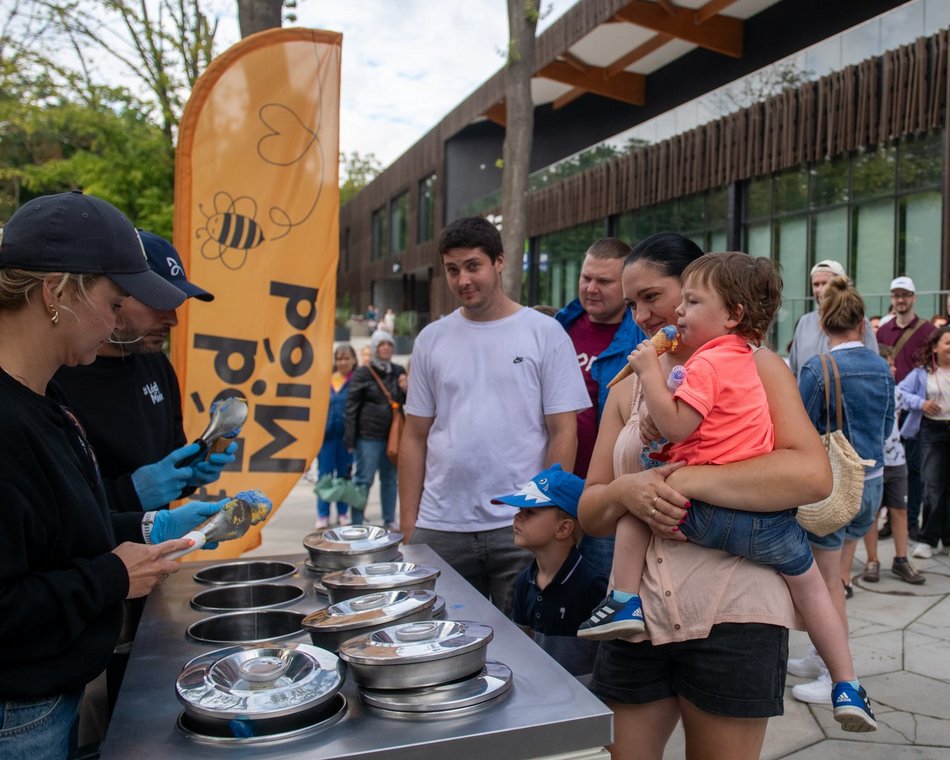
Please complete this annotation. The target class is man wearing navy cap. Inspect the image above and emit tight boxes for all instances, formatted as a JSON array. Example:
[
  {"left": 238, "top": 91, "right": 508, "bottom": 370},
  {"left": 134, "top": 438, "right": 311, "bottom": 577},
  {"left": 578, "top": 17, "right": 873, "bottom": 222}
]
[{"left": 54, "top": 231, "right": 233, "bottom": 515}]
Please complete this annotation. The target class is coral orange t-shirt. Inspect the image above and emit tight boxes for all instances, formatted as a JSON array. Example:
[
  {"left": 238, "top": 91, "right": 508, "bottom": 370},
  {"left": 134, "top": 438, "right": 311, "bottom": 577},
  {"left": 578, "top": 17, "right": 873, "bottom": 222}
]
[{"left": 670, "top": 334, "right": 774, "bottom": 465}]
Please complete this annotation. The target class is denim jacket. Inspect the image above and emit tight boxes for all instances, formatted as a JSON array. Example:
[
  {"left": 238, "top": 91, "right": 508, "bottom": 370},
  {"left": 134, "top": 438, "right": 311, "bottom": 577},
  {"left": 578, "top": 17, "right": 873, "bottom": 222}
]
[
  {"left": 798, "top": 345, "right": 894, "bottom": 470},
  {"left": 555, "top": 298, "right": 646, "bottom": 420},
  {"left": 896, "top": 367, "right": 928, "bottom": 439}
]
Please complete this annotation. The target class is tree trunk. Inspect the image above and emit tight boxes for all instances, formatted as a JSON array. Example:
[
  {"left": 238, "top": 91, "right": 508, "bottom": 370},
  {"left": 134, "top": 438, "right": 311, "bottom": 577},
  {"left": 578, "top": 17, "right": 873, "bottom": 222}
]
[
  {"left": 500, "top": 0, "right": 539, "bottom": 301},
  {"left": 237, "top": 0, "right": 283, "bottom": 37}
]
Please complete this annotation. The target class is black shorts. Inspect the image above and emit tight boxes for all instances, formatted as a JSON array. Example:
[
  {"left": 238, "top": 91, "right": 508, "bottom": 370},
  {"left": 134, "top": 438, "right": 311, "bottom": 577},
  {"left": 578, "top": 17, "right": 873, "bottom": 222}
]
[{"left": 589, "top": 623, "right": 788, "bottom": 718}]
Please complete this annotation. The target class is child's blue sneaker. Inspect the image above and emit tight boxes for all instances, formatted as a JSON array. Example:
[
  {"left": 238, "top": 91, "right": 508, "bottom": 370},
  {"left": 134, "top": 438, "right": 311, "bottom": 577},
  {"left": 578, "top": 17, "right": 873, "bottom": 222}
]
[
  {"left": 832, "top": 682, "right": 877, "bottom": 732},
  {"left": 577, "top": 594, "right": 645, "bottom": 640}
]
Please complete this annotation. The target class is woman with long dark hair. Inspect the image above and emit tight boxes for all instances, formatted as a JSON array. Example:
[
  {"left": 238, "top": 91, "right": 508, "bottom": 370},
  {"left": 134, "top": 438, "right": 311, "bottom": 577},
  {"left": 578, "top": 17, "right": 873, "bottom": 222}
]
[
  {"left": 580, "top": 233, "right": 831, "bottom": 760},
  {"left": 902, "top": 325, "right": 950, "bottom": 558}
]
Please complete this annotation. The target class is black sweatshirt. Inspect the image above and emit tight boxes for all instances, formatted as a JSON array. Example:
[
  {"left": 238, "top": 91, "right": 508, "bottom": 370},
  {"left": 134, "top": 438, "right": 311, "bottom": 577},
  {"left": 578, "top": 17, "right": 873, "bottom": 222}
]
[
  {"left": 54, "top": 352, "right": 189, "bottom": 512},
  {"left": 0, "top": 369, "right": 139, "bottom": 700},
  {"left": 344, "top": 362, "right": 406, "bottom": 449}
]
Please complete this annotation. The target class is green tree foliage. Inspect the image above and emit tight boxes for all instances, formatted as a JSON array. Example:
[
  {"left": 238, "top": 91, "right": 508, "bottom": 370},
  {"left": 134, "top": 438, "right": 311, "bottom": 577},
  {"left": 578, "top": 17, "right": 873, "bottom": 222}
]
[
  {"left": 0, "top": 0, "right": 219, "bottom": 232},
  {"left": 339, "top": 151, "right": 383, "bottom": 205}
]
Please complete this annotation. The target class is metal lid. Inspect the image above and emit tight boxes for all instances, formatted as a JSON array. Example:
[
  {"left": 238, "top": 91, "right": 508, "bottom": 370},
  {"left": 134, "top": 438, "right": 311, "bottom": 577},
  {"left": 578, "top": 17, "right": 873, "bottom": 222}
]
[
  {"left": 303, "top": 525, "right": 402, "bottom": 557},
  {"left": 338, "top": 620, "right": 493, "bottom": 666},
  {"left": 176, "top": 643, "right": 343, "bottom": 720},
  {"left": 359, "top": 661, "right": 512, "bottom": 714},
  {"left": 321, "top": 562, "right": 440, "bottom": 592},
  {"left": 302, "top": 589, "right": 436, "bottom": 634}
]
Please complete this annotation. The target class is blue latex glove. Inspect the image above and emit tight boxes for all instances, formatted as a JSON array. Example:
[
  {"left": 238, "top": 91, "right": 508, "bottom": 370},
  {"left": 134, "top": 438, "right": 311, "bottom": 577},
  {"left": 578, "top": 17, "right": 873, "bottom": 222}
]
[
  {"left": 131, "top": 443, "right": 199, "bottom": 509},
  {"left": 148, "top": 498, "right": 228, "bottom": 548},
  {"left": 188, "top": 441, "right": 238, "bottom": 487}
]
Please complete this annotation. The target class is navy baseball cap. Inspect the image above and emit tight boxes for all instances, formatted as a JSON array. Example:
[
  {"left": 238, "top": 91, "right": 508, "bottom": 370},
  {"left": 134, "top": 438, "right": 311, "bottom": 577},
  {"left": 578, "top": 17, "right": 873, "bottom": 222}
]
[
  {"left": 491, "top": 464, "right": 584, "bottom": 518},
  {"left": 0, "top": 191, "right": 185, "bottom": 310},
  {"left": 139, "top": 231, "right": 214, "bottom": 302}
]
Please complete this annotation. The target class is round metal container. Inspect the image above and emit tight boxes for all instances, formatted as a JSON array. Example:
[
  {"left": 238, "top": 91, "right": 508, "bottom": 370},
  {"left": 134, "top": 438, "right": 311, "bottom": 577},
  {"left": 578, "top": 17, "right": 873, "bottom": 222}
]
[
  {"left": 322, "top": 562, "right": 440, "bottom": 604},
  {"left": 176, "top": 694, "right": 346, "bottom": 745},
  {"left": 193, "top": 560, "right": 296, "bottom": 586},
  {"left": 432, "top": 596, "right": 446, "bottom": 619},
  {"left": 303, "top": 525, "right": 402, "bottom": 570},
  {"left": 339, "top": 620, "right": 493, "bottom": 690},
  {"left": 187, "top": 610, "right": 306, "bottom": 645},
  {"left": 360, "top": 661, "right": 512, "bottom": 718},
  {"left": 302, "top": 589, "right": 436, "bottom": 652},
  {"left": 176, "top": 643, "right": 343, "bottom": 722},
  {"left": 190, "top": 583, "right": 305, "bottom": 612}
]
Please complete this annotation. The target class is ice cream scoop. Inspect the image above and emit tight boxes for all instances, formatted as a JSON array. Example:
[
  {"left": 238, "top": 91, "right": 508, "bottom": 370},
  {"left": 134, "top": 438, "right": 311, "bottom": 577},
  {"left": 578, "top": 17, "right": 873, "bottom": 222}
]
[
  {"left": 168, "top": 491, "right": 273, "bottom": 560},
  {"left": 178, "top": 395, "right": 248, "bottom": 467},
  {"left": 606, "top": 326, "right": 680, "bottom": 388}
]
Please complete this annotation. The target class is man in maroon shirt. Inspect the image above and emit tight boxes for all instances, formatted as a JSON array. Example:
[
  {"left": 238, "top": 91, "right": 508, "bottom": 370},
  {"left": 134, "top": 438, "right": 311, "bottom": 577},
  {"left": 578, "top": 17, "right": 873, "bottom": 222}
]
[
  {"left": 555, "top": 238, "right": 646, "bottom": 577},
  {"left": 877, "top": 276, "right": 935, "bottom": 537}
]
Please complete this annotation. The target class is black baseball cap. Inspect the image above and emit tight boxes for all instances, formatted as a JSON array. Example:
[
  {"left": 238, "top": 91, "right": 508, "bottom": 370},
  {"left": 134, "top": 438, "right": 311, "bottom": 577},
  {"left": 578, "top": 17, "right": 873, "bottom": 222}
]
[
  {"left": 0, "top": 191, "right": 185, "bottom": 310},
  {"left": 139, "top": 231, "right": 214, "bottom": 302}
]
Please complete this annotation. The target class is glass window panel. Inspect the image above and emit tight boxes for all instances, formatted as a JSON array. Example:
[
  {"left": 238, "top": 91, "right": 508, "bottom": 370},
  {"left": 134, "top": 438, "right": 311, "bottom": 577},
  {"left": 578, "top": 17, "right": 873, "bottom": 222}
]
[
  {"left": 550, "top": 260, "right": 564, "bottom": 309},
  {"left": 747, "top": 177, "right": 771, "bottom": 219},
  {"left": 900, "top": 132, "right": 943, "bottom": 191},
  {"left": 774, "top": 217, "right": 807, "bottom": 355},
  {"left": 710, "top": 230, "right": 727, "bottom": 252},
  {"left": 689, "top": 234, "right": 704, "bottom": 251},
  {"left": 774, "top": 168, "right": 808, "bottom": 213},
  {"left": 389, "top": 192, "right": 409, "bottom": 254},
  {"left": 417, "top": 174, "right": 436, "bottom": 243},
  {"left": 810, "top": 155, "right": 849, "bottom": 208},
  {"left": 370, "top": 206, "right": 387, "bottom": 261},
  {"left": 881, "top": 2, "right": 923, "bottom": 52},
  {"left": 812, "top": 208, "right": 849, "bottom": 269},
  {"left": 852, "top": 145, "right": 896, "bottom": 200},
  {"left": 634, "top": 208, "right": 656, "bottom": 242},
  {"left": 562, "top": 259, "right": 579, "bottom": 309},
  {"left": 852, "top": 200, "right": 895, "bottom": 296},
  {"left": 745, "top": 222, "right": 771, "bottom": 259},
  {"left": 804, "top": 38, "right": 840, "bottom": 80},
  {"left": 901, "top": 191, "right": 942, "bottom": 318},
  {"left": 617, "top": 212, "right": 635, "bottom": 244},
  {"left": 678, "top": 193, "right": 704, "bottom": 231},
  {"left": 841, "top": 20, "right": 881, "bottom": 69},
  {"left": 653, "top": 201, "right": 676, "bottom": 232},
  {"left": 707, "top": 187, "right": 728, "bottom": 227},
  {"left": 925, "top": 0, "right": 950, "bottom": 32}
]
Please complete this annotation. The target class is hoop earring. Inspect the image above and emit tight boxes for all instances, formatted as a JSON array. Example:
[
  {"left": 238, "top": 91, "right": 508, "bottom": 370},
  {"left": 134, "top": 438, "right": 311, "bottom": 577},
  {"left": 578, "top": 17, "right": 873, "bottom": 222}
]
[{"left": 48, "top": 304, "right": 60, "bottom": 325}]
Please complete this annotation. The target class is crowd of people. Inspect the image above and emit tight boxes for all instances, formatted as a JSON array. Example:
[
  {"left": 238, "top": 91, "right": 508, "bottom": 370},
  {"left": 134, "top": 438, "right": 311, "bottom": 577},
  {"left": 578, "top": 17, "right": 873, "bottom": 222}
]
[
  {"left": 7, "top": 188, "right": 940, "bottom": 759},
  {"left": 334, "top": 217, "right": 948, "bottom": 759}
]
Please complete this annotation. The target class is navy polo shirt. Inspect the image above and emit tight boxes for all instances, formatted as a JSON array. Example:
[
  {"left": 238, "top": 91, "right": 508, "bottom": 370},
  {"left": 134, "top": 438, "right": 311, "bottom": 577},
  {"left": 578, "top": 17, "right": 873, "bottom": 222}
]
[{"left": 512, "top": 546, "right": 608, "bottom": 677}]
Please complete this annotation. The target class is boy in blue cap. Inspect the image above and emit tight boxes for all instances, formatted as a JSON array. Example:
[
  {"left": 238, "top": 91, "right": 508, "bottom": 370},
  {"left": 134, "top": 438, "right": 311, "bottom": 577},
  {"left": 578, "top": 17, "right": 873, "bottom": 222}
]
[{"left": 492, "top": 464, "right": 607, "bottom": 680}]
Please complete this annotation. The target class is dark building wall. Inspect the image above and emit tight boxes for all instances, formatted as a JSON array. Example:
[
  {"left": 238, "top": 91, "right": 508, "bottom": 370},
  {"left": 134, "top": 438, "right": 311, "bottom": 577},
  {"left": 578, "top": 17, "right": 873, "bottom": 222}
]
[{"left": 442, "top": 0, "right": 909, "bottom": 221}]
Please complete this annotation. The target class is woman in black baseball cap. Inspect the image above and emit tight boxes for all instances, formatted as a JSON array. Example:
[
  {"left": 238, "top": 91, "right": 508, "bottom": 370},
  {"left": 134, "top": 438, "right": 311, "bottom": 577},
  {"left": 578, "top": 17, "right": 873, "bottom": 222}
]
[{"left": 0, "top": 192, "right": 221, "bottom": 758}]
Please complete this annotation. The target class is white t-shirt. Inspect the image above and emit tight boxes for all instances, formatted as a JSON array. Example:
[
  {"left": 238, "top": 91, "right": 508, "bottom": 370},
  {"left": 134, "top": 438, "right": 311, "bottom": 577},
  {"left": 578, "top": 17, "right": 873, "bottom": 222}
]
[{"left": 406, "top": 307, "right": 591, "bottom": 531}]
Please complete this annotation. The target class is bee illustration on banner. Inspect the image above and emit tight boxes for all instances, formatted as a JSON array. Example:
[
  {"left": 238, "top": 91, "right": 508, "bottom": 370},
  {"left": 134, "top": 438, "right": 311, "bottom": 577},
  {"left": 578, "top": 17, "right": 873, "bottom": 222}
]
[
  {"left": 195, "top": 101, "right": 325, "bottom": 271},
  {"left": 196, "top": 193, "right": 266, "bottom": 271}
]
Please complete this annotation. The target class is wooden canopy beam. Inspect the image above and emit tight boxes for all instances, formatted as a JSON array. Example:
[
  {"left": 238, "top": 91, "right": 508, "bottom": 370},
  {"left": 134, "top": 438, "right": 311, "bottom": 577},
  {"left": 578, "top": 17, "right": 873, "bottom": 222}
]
[
  {"left": 614, "top": 0, "right": 742, "bottom": 58},
  {"left": 539, "top": 59, "right": 645, "bottom": 105},
  {"left": 484, "top": 102, "right": 506, "bottom": 127}
]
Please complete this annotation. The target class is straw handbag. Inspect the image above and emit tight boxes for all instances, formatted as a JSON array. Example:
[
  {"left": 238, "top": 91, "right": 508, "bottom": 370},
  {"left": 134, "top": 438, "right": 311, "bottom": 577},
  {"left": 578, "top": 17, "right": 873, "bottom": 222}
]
[{"left": 796, "top": 354, "right": 875, "bottom": 537}]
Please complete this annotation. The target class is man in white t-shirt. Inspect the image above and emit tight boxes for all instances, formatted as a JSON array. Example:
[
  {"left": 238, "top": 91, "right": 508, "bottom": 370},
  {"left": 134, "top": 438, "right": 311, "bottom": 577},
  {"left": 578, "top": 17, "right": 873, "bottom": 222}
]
[{"left": 399, "top": 217, "right": 591, "bottom": 615}]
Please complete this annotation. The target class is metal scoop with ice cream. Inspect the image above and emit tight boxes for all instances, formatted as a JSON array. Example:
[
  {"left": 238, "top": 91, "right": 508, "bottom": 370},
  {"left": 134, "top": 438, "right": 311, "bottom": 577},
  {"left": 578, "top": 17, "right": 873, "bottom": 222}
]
[
  {"left": 178, "top": 395, "right": 248, "bottom": 468},
  {"left": 169, "top": 490, "right": 272, "bottom": 560},
  {"left": 607, "top": 326, "right": 680, "bottom": 388}
]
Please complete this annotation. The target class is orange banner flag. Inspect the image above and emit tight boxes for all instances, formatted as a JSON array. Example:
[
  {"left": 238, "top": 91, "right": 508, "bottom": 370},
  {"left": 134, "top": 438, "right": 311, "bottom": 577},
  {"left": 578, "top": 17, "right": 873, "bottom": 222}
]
[{"left": 171, "top": 28, "right": 341, "bottom": 559}]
